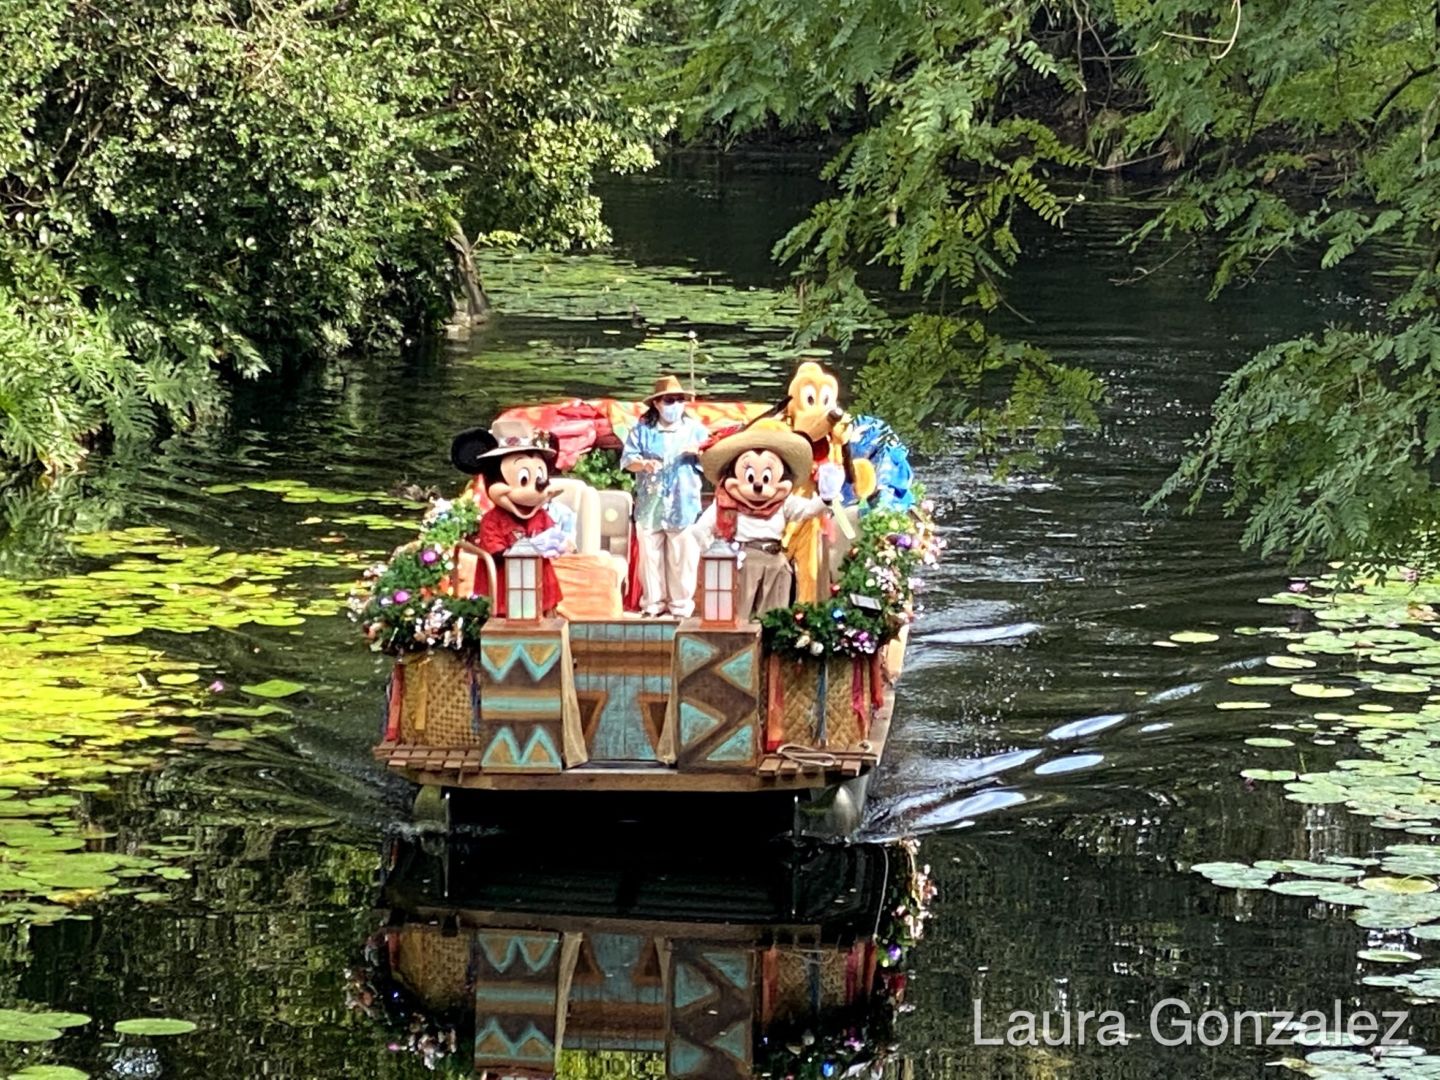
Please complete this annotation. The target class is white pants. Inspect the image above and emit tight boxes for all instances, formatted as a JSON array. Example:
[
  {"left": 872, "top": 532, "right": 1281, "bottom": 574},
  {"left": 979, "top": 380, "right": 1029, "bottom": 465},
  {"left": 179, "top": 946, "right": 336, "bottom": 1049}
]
[{"left": 636, "top": 526, "right": 699, "bottom": 617}]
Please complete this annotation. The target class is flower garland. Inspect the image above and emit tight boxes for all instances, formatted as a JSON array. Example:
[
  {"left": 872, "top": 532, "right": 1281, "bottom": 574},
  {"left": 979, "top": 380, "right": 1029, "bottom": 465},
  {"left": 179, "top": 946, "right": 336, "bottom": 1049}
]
[
  {"left": 760, "top": 502, "right": 942, "bottom": 661},
  {"left": 348, "top": 496, "right": 491, "bottom": 655}
]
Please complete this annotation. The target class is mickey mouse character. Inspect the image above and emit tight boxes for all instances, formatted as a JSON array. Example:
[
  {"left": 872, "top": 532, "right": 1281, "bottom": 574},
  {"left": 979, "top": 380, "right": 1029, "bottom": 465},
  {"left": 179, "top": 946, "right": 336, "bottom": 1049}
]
[
  {"left": 451, "top": 418, "right": 565, "bottom": 618},
  {"left": 689, "top": 419, "right": 844, "bottom": 621}
]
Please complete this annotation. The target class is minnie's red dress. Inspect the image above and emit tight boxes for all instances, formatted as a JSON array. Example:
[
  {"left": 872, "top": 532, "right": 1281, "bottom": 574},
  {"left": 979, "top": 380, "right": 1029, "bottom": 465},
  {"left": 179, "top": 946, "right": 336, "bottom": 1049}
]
[{"left": 476, "top": 507, "right": 563, "bottom": 618}]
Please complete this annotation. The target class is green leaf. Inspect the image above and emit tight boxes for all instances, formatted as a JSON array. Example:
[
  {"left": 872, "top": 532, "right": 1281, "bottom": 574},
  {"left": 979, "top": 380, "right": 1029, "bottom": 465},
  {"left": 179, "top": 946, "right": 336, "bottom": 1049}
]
[
  {"left": 113, "top": 1018, "right": 197, "bottom": 1037},
  {"left": 238, "top": 680, "right": 306, "bottom": 700}
]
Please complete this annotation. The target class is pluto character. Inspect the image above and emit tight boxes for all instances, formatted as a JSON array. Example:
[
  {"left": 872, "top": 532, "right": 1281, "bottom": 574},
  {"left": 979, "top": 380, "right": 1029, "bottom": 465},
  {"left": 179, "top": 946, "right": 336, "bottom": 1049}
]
[
  {"left": 451, "top": 418, "right": 565, "bottom": 618},
  {"left": 689, "top": 419, "right": 844, "bottom": 621},
  {"left": 780, "top": 362, "right": 877, "bottom": 603}
]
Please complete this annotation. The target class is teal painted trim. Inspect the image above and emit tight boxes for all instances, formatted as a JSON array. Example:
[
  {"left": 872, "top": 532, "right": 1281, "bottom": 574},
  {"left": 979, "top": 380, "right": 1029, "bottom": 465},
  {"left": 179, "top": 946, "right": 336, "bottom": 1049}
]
[
  {"left": 481, "top": 693, "right": 563, "bottom": 713},
  {"left": 717, "top": 647, "right": 756, "bottom": 691},
  {"left": 712, "top": 1021, "right": 749, "bottom": 1061},
  {"left": 679, "top": 634, "right": 718, "bottom": 676},
  {"left": 478, "top": 935, "right": 558, "bottom": 972},
  {"left": 471, "top": 984, "right": 560, "bottom": 1004},
  {"left": 473, "top": 1018, "right": 554, "bottom": 1061},
  {"left": 679, "top": 701, "right": 720, "bottom": 745},
  {"left": 669, "top": 1036, "right": 704, "bottom": 1076},
  {"left": 706, "top": 726, "right": 753, "bottom": 762},
  {"left": 703, "top": 950, "right": 749, "bottom": 990},
  {"left": 673, "top": 962, "right": 710, "bottom": 1008},
  {"left": 480, "top": 637, "right": 562, "bottom": 681},
  {"left": 522, "top": 725, "right": 562, "bottom": 767},
  {"left": 481, "top": 727, "right": 522, "bottom": 768}
]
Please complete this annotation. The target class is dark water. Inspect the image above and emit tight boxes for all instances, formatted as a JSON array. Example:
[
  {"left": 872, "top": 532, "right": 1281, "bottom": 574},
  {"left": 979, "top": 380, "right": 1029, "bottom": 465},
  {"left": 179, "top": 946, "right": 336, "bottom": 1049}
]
[{"left": 0, "top": 161, "right": 1423, "bottom": 1079}]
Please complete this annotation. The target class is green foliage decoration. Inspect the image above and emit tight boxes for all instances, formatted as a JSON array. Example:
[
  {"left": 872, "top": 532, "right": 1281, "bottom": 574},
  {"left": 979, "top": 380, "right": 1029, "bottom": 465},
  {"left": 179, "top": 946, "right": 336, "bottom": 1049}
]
[
  {"left": 567, "top": 448, "right": 634, "bottom": 494},
  {"left": 760, "top": 504, "right": 941, "bottom": 661},
  {"left": 349, "top": 496, "right": 491, "bottom": 655}
]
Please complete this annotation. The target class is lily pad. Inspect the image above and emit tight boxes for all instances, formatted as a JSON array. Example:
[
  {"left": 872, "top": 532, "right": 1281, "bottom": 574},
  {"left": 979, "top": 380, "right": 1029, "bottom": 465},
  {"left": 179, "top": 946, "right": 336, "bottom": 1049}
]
[
  {"left": 1357, "top": 948, "right": 1422, "bottom": 963},
  {"left": 1266, "top": 655, "right": 1317, "bottom": 670},
  {"left": 113, "top": 1018, "right": 197, "bottom": 1037},
  {"left": 1359, "top": 877, "right": 1438, "bottom": 895},
  {"left": 1290, "top": 684, "right": 1356, "bottom": 699},
  {"left": 238, "top": 679, "right": 306, "bottom": 700},
  {"left": 1169, "top": 631, "right": 1219, "bottom": 644}
]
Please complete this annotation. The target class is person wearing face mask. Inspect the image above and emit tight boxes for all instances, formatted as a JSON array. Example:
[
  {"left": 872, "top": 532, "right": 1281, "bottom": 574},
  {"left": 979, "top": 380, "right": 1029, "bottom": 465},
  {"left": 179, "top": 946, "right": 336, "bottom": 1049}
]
[{"left": 620, "top": 375, "right": 708, "bottom": 618}]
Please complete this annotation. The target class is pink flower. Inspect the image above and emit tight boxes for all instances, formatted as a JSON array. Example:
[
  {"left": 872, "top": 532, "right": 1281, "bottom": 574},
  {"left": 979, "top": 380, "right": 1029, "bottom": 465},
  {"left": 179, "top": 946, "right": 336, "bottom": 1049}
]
[{"left": 393, "top": 590, "right": 411, "bottom": 604}]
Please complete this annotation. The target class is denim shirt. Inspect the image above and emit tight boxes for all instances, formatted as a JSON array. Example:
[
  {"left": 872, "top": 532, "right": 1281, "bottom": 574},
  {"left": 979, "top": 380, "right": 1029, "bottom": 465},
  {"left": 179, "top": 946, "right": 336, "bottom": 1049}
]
[{"left": 621, "top": 416, "right": 708, "bottom": 531}]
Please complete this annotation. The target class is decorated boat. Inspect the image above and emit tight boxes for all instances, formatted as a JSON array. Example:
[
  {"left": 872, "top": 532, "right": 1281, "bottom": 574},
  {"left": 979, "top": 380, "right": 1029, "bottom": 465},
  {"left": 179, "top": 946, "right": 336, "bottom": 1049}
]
[
  {"left": 348, "top": 833, "right": 935, "bottom": 1077},
  {"left": 353, "top": 363, "right": 939, "bottom": 832}
]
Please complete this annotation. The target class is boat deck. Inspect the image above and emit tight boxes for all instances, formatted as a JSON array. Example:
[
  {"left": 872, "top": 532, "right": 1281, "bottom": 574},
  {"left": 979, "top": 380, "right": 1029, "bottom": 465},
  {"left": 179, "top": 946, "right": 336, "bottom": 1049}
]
[{"left": 373, "top": 687, "right": 894, "bottom": 793}]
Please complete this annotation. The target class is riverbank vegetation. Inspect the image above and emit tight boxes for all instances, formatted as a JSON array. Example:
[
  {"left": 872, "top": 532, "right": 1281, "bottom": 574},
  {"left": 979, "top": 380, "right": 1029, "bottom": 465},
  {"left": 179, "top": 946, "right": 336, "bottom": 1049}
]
[
  {"left": 663, "top": 0, "right": 1440, "bottom": 567},
  {"left": 5, "top": 0, "right": 1439, "bottom": 570},
  {"left": 0, "top": 0, "right": 660, "bottom": 471}
]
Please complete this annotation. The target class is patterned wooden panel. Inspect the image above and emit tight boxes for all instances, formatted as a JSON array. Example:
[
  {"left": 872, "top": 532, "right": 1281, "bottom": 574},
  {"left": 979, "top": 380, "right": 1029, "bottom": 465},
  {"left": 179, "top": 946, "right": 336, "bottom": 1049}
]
[
  {"left": 564, "top": 933, "right": 665, "bottom": 1051},
  {"left": 478, "top": 621, "right": 569, "bottom": 772},
  {"left": 672, "top": 626, "right": 761, "bottom": 771},
  {"left": 473, "top": 930, "right": 568, "bottom": 1074},
  {"left": 666, "top": 942, "right": 755, "bottom": 1080},
  {"left": 570, "top": 620, "right": 677, "bottom": 762}
]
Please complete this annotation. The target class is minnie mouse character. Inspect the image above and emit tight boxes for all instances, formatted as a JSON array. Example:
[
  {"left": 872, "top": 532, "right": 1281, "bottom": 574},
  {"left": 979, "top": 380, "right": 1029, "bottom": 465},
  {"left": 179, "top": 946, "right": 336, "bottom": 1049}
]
[
  {"left": 689, "top": 419, "right": 844, "bottom": 621},
  {"left": 451, "top": 418, "right": 565, "bottom": 618}
]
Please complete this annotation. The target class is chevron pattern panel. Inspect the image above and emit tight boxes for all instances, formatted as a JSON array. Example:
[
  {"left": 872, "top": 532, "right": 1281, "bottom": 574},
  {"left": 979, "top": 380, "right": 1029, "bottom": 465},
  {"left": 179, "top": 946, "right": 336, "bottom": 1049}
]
[
  {"left": 570, "top": 620, "right": 677, "bottom": 762},
  {"left": 672, "top": 626, "right": 761, "bottom": 771},
  {"left": 666, "top": 941, "right": 755, "bottom": 1079},
  {"left": 473, "top": 930, "right": 566, "bottom": 1074},
  {"left": 478, "top": 620, "right": 572, "bottom": 772}
]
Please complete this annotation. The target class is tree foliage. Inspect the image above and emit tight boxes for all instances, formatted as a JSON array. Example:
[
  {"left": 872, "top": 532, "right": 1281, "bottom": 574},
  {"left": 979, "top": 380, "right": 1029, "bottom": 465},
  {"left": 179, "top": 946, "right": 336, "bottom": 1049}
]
[
  {"left": 0, "top": 0, "right": 659, "bottom": 470},
  {"left": 663, "top": 0, "right": 1106, "bottom": 462},
  {"left": 665, "top": 0, "right": 1440, "bottom": 565}
]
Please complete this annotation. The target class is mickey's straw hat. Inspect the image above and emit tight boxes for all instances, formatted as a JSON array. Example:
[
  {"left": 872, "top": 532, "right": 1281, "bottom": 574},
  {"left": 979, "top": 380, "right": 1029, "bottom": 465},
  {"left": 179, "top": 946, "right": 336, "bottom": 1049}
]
[{"left": 701, "top": 418, "right": 813, "bottom": 487}]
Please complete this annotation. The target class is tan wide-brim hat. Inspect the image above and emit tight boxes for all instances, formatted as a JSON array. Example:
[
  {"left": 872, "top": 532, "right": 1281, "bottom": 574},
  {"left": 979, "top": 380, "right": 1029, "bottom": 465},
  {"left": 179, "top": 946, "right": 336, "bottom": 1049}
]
[
  {"left": 701, "top": 418, "right": 814, "bottom": 487},
  {"left": 644, "top": 374, "right": 696, "bottom": 404}
]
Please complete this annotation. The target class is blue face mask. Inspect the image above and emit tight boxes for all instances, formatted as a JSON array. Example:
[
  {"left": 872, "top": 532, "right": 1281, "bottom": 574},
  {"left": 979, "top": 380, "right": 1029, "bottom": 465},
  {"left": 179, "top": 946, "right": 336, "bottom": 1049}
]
[{"left": 658, "top": 401, "right": 685, "bottom": 425}]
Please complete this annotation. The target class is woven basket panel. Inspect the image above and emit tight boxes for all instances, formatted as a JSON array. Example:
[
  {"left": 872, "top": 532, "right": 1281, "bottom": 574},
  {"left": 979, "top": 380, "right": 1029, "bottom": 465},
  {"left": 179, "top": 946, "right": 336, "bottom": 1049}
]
[
  {"left": 770, "top": 949, "right": 854, "bottom": 1024},
  {"left": 397, "top": 651, "right": 480, "bottom": 747},
  {"left": 823, "top": 660, "right": 867, "bottom": 750},
  {"left": 392, "top": 929, "right": 473, "bottom": 1009},
  {"left": 775, "top": 659, "right": 869, "bottom": 749},
  {"left": 777, "top": 661, "right": 820, "bottom": 746}
]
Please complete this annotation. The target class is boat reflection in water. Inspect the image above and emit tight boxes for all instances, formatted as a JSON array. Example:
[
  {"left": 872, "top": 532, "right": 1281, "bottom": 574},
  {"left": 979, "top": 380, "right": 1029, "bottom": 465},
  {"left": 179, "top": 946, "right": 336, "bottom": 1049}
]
[{"left": 348, "top": 833, "right": 935, "bottom": 1078}]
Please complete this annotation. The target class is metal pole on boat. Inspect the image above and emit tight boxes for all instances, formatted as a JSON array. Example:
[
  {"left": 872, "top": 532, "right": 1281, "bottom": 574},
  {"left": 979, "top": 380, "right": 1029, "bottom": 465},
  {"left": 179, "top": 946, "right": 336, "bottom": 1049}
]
[{"left": 686, "top": 330, "right": 698, "bottom": 397}]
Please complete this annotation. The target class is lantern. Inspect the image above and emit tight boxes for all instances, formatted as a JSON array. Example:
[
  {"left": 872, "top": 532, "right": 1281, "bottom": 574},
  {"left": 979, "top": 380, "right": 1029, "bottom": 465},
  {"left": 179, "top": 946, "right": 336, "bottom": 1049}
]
[
  {"left": 699, "top": 541, "right": 740, "bottom": 626},
  {"left": 504, "top": 537, "right": 543, "bottom": 621}
]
